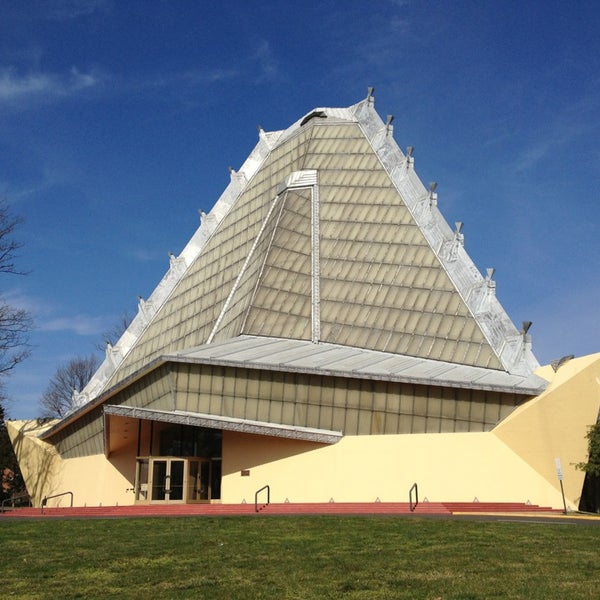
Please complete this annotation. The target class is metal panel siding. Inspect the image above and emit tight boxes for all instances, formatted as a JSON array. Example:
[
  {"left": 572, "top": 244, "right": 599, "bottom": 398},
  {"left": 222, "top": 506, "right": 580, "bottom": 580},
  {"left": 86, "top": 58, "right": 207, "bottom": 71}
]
[
  {"left": 344, "top": 408, "right": 359, "bottom": 432},
  {"left": 158, "top": 363, "right": 524, "bottom": 435},
  {"left": 269, "top": 397, "right": 283, "bottom": 423},
  {"left": 354, "top": 408, "right": 370, "bottom": 435},
  {"left": 53, "top": 408, "right": 104, "bottom": 458}
]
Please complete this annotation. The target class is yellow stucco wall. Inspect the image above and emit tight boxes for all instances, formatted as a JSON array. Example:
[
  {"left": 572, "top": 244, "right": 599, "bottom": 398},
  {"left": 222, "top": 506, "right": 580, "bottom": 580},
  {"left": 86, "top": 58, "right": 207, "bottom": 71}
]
[
  {"left": 219, "top": 355, "right": 600, "bottom": 510},
  {"left": 7, "top": 420, "right": 60, "bottom": 507},
  {"left": 221, "top": 429, "right": 568, "bottom": 508},
  {"left": 493, "top": 353, "right": 600, "bottom": 509},
  {"left": 7, "top": 420, "right": 136, "bottom": 507}
]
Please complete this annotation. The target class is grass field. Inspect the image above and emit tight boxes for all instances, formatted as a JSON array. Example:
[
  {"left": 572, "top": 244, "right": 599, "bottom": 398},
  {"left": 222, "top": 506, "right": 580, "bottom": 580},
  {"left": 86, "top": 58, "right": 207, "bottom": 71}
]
[{"left": 2, "top": 515, "right": 599, "bottom": 599}]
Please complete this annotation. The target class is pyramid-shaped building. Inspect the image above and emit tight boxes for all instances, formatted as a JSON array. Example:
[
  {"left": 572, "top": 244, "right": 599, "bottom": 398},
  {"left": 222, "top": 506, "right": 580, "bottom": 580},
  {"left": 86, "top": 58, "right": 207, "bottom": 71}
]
[{"left": 9, "top": 91, "right": 600, "bottom": 510}]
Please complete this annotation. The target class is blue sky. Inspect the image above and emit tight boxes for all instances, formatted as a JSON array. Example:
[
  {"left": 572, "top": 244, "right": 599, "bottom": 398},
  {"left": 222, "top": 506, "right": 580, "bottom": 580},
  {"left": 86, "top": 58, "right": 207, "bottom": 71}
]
[{"left": 1, "top": 0, "right": 599, "bottom": 419}]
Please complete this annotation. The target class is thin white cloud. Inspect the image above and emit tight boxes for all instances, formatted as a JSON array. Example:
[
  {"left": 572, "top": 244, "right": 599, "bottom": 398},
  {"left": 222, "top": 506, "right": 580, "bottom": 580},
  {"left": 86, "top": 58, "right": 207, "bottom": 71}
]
[
  {"left": 39, "top": 314, "right": 110, "bottom": 336},
  {"left": 0, "top": 66, "right": 101, "bottom": 107},
  {"left": 2, "top": 289, "right": 111, "bottom": 336},
  {"left": 514, "top": 123, "right": 582, "bottom": 174},
  {"left": 33, "top": 0, "right": 110, "bottom": 21},
  {"left": 322, "top": 4, "right": 419, "bottom": 85},
  {"left": 390, "top": 16, "right": 410, "bottom": 34},
  {"left": 0, "top": 51, "right": 245, "bottom": 115},
  {"left": 0, "top": 71, "right": 51, "bottom": 100},
  {"left": 1, "top": 291, "right": 114, "bottom": 344},
  {"left": 252, "top": 40, "right": 280, "bottom": 82},
  {"left": 512, "top": 90, "right": 600, "bottom": 175},
  {"left": 128, "top": 247, "right": 164, "bottom": 263},
  {"left": 0, "top": 288, "right": 43, "bottom": 316},
  {"left": 173, "top": 69, "right": 239, "bottom": 86},
  {"left": 142, "top": 68, "right": 239, "bottom": 91}
]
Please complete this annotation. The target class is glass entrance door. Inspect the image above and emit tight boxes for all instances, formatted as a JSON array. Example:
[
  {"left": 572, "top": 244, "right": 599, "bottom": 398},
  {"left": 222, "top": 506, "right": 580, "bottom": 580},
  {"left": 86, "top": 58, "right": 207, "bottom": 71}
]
[
  {"left": 187, "top": 459, "right": 206, "bottom": 501},
  {"left": 149, "top": 458, "right": 185, "bottom": 503},
  {"left": 136, "top": 457, "right": 221, "bottom": 504}
]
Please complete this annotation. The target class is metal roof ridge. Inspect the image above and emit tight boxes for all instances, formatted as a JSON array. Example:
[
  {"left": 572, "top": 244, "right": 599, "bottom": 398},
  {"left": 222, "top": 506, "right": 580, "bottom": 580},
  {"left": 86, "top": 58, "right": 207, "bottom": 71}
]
[
  {"left": 74, "top": 88, "right": 543, "bottom": 419},
  {"left": 350, "top": 91, "right": 540, "bottom": 377},
  {"left": 77, "top": 119, "right": 281, "bottom": 406}
]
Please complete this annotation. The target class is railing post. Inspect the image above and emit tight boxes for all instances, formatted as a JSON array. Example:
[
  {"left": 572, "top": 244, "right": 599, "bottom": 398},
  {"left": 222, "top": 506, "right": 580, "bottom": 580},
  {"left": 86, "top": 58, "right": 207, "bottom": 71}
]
[
  {"left": 254, "top": 485, "right": 270, "bottom": 512},
  {"left": 40, "top": 491, "right": 74, "bottom": 514},
  {"left": 409, "top": 483, "right": 419, "bottom": 512}
]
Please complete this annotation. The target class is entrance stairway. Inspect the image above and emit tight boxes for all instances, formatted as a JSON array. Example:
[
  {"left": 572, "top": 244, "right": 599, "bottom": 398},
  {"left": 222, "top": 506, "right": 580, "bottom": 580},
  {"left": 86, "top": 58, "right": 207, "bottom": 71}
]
[{"left": 0, "top": 501, "right": 561, "bottom": 519}]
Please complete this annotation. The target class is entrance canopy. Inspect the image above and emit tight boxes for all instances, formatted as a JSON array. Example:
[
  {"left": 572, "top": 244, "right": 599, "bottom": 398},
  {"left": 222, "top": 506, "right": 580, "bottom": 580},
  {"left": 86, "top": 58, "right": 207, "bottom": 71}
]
[{"left": 103, "top": 404, "right": 343, "bottom": 456}]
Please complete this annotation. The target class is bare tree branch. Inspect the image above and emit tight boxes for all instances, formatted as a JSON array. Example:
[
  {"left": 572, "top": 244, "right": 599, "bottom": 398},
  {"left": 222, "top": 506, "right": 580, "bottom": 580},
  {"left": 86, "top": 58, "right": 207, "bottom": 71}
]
[
  {"left": 0, "top": 201, "right": 27, "bottom": 276},
  {"left": 0, "top": 200, "right": 31, "bottom": 379},
  {"left": 95, "top": 311, "right": 133, "bottom": 352},
  {"left": 39, "top": 355, "right": 100, "bottom": 418}
]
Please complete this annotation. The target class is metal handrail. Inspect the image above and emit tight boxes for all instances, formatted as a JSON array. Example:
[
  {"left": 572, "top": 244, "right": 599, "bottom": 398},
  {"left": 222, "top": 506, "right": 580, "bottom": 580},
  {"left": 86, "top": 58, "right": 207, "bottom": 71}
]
[
  {"left": 254, "top": 485, "right": 270, "bottom": 513},
  {"left": 1, "top": 491, "right": 32, "bottom": 513},
  {"left": 409, "top": 483, "right": 419, "bottom": 512},
  {"left": 41, "top": 491, "right": 74, "bottom": 514}
]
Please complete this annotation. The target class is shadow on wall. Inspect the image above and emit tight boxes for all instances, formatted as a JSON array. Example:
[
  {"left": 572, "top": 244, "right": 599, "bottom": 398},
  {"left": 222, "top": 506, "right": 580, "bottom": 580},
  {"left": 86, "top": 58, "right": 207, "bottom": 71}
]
[
  {"left": 223, "top": 430, "right": 327, "bottom": 476},
  {"left": 107, "top": 438, "right": 138, "bottom": 502},
  {"left": 579, "top": 472, "right": 600, "bottom": 513}
]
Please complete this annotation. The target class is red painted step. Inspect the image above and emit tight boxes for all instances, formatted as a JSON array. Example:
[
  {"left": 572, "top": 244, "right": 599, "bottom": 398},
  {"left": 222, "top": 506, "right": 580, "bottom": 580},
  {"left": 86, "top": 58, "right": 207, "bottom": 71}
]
[
  {"left": 442, "top": 502, "right": 559, "bottom": 513},
  {"left": 0, "top": 501, "right": 562, "bottom": 519}
]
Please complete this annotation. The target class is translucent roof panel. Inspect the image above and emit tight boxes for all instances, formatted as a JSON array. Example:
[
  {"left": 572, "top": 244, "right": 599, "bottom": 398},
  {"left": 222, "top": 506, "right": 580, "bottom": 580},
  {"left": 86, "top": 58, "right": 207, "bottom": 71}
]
[
  {"left": 310, "top": 123, "right": 503, "bottom": 370},
  {"left": 105, "top": 117, "right": 508, "bottom": 391},
  {"left": 241, "top": 187, "right": 313, "bottom": 340},
  {"left": 105, "top": 126, "right": 319, "bottom": 386}
]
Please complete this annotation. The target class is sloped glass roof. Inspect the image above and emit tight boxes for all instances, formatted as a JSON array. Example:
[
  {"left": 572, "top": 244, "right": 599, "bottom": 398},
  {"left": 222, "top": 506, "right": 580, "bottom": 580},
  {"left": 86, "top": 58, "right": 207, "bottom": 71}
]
[{"left": 79, "top": 96, "right": 540, "bottom": 408}]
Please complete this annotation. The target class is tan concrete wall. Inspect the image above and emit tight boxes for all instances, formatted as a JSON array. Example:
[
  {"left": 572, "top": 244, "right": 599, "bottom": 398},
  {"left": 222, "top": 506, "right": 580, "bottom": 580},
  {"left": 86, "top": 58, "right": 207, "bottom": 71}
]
[
  {"left": 221, "top": 429, "right": 567, "bottom": 508},
  {"left": 214, "top": 356, "right": 600, "bottom": 512},
  {"left": 7, "top": 420, "right": 61, "bottom": 506},
  {"left": 493, "top": 353, "right": 600, "bottom": 509},
  {"left": 8, "top": 420, "right": 136, "bottom": 507},
  {"left": 45, "top": 453, "right": 134, "bottom": 507}
]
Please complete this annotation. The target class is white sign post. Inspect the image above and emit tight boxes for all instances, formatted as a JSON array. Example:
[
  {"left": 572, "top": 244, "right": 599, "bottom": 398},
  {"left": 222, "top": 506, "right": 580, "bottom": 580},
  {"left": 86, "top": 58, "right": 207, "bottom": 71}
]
[{"left": 554, "top": 458, "right": 567, "bottom": 514}]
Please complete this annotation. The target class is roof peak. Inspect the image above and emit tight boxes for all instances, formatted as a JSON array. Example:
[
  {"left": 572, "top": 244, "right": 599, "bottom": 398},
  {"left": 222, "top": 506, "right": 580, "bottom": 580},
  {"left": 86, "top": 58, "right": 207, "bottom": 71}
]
[{"left": 76, "top": 91, "right": 539, "bottom": 409}]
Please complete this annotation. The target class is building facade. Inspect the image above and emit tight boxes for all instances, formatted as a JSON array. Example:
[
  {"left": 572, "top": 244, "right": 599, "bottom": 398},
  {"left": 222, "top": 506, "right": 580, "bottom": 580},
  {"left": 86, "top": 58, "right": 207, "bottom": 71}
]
[{"left": 8, "top": 92, "right": 600, "bottom": 510}]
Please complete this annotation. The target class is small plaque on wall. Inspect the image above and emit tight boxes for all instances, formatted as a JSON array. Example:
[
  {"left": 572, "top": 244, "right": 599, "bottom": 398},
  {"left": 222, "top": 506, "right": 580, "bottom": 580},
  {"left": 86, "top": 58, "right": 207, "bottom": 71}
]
[{"left": 241, "top": 469, "right": 250, "bottom": 477}]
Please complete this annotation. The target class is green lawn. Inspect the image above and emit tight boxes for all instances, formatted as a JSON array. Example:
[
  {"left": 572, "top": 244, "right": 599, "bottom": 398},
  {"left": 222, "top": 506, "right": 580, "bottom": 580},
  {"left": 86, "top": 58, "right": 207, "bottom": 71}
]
[{"left": 2, "top": 516, "right": 598, "bottom": 599}]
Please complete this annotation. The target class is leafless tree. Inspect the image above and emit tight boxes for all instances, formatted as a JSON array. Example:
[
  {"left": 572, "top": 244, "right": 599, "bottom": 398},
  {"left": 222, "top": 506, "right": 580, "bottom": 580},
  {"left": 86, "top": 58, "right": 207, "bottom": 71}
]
[
  {"left": 95, "top": 311, "right": 133, "bottom": 352},
  {"left": 0, "top": 201, "right": 31, "bottom": 490},
  {"left": 40, "top": 312, "right": 133, "bottom": 418},
  {"left": 39, "top": 355, "right": 100, "bottom": 418},
  {"left": 0, "top": 200, "right": 31, "bottom": 377}
]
